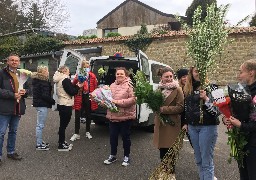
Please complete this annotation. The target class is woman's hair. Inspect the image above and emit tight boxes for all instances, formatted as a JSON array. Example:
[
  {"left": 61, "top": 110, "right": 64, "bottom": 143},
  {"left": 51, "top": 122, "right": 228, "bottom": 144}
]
[
  {"left": 115, "top": 67, "right": 129, "bottom": 77},
  {"left": 242, "top": 59, "right": 256, "bottom": 78},
  {"left": 58, "top": 65, "right": 69, "bottom": 73},
  {"left": 81, "top": 59, "right": 89, "bottom": 68},
  {"left": 183, "top": 67, "right": 195, "bottom": 97},
  {"left": 157, "top": 67, "right": 174, "bottom": 77},
  {"left": 37, "top": 65, "right": 48, "bottom": 73}
]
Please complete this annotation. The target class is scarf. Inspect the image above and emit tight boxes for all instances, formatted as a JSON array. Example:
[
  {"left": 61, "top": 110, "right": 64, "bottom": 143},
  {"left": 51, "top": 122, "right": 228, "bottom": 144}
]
[{"left": 158, "top": 80, "right": 179, "bottom": 99}]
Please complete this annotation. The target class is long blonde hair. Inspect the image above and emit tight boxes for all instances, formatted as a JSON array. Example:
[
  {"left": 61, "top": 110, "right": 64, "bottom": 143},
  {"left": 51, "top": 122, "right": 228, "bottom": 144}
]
[
  {"left": 183, "top": 67, "right": 195, "bottom": 97},
  {"left": 81, "top": 59, "right": 89, "bottom": 68}
]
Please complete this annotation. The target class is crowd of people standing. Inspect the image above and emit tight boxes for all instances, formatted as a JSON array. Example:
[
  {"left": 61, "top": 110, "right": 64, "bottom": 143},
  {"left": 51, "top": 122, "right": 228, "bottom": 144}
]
[{"left": 0, "top": 53, "right": 256, "bottom": 180}]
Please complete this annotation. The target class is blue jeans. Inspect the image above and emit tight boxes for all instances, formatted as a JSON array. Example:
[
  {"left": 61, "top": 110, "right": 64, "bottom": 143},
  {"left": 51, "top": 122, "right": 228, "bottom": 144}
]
[
  {"left": 35, "top": 107, "right": 48, "bottom": 145},
  {"left": 0, "top": 114, "right": 20, "bottom": 159},
  {"left": 188, "top": 125, "right": 218, "bottom": 180}
]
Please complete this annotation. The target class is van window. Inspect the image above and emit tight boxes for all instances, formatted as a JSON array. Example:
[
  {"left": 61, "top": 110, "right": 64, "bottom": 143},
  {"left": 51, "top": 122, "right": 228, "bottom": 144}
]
[
  {"left": 151, "top": 63, "right": 167, "bottom": 83},
  {"left": 64, "top": 56, "right": 79, "bottom": 76}
]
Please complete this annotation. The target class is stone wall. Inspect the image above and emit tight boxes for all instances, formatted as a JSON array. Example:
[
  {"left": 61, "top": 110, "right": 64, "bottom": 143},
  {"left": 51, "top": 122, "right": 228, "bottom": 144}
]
[{"left": 65, "top": 31, "right": 256, "bottom": 85}]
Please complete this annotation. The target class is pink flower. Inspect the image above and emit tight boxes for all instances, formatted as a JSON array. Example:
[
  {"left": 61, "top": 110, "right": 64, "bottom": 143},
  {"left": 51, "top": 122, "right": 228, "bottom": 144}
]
[{"left": 252, "top": 96, "right": 256, "bottom": 105}]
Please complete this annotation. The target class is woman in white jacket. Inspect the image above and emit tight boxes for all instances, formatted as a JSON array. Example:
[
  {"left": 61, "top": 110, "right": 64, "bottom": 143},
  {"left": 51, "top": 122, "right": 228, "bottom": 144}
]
[{"left": 53, "top": 65, "right": 83, "bottom": 151}]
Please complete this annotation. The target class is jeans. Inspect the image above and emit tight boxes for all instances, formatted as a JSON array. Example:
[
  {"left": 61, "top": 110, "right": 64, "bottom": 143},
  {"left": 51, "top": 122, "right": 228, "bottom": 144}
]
[
  {"left": 57, "top": 105, "right": 72, "bottom": 144},
  {"left": 109, "top": 120, "right": 132, "bottom": 157},
  {"left": 0, "top": 114, "right": 20, "bottom": 159},
  {"left": 35, "top": 107, "right": 48, "bottom": 145},
  {"left": 188, "top": 125, "right": 218, "bottom": 180}
]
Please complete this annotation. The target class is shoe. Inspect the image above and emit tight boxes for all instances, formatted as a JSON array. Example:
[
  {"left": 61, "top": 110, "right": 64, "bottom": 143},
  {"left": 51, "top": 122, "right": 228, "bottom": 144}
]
[
  {"left": 64, "top": 141, "right": 73, "bottom": 150},
  {"left": 86, "top": 132, "right": 92, "bottom": 139},
  {"left": 42, "top": 141, "right": 50, "bottom": 147},
  {"left": 7, "top": 153, "right": 22, "bottom": 160},
  {"left": 91, "top": 120, "right": 95, "bottom": 125},
  {"left": 214, "top": 177, "right": 217, "bottom": 180},
  {"left": 70, "top": 134, "right": 80, "bottom": 141},
  {"left": 104, "top": 155, "right": 117, "bottom": 165},
  {"left": 122, "top": 156, "right": 130, "bottom": 166},
  {"left": 58, "top": 143, "right": 71, "bottom": 152},
  {"left": 36, "top": 144, "right": 50, "bottom": 151},
  {"left": 80, "top": 118, "right": 86, "bottom": 124}
]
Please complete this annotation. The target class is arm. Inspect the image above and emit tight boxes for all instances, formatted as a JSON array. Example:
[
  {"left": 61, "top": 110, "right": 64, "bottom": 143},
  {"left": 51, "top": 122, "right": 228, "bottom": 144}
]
[
  {"left": 0, "top": 72, "right": 16, "bottom": 99},
  {"left": 114, "top": 86, "right": 136, "bottom": 108},
  {"left": 161, "top": 87, "right": 184, "bottom": 115},
  {"left": 240, "top": 121, "right": 256, "bottom": 132},
  {"left": 62, "top": 78, "right": 80, "bottom": 96},
  {"left": 72, "top": 74, "right": 78, "bottom": 85}
]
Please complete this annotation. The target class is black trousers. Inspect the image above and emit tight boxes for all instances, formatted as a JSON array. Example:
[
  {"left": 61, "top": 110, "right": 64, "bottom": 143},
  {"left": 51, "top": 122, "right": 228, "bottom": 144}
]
[
  {"left": 109, "top": 120, "right": 132, "bottom": 157},
  {"left": 80, "top": 93, "right": 91, "bottom": 132},
  {"left": 239, "top": 145, "right": 256, "bottom": 180},
  {"left": 57, "top": 105, "right": 72, "bottom": 144},
  {"left": 159, "top": 148, "right": 175, "bottom": 173}
]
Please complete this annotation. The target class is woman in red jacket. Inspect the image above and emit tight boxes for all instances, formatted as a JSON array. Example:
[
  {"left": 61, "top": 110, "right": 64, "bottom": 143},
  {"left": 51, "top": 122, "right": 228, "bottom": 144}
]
[{"left": 70, "top": 60, "right": 98, "bottom": 141}]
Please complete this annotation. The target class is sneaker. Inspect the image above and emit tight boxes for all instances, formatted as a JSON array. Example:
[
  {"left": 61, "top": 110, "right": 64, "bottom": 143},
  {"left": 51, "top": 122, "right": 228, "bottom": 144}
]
[
  {"left": 80, "top": 118, "right": 86, "bottom": 124},
  {"left": 36, "top": 144, "right": 50, "bottom": 151},
  {"left": 7, "top": 153, "right": 22, "bottom": 160},
  {"left": 70, "top": 134, "right": 80, "bottom": 141},
  {"left": 42, "top": 141, "right": 50, "bottom": 147},
  {"left": 214, "top": 177, "right": 218, "bottom": 180},
  {"left": 58, "top": 143, "right": 70, "bottom": 152},
  {"left": 104, "top": 155, "right": 117, "bottom": 165},
  {"left": 86, "top": 132, "right": 92, "bottom": 139},
  {"left": 122, "top": 156, "right": 130, "bottom": 166}
]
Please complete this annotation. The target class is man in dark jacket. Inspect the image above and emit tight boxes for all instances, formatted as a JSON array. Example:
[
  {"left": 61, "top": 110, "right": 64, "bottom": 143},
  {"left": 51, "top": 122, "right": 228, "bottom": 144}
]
[{"left": 0, "top": 54, "right": 26, "bottom": 165}]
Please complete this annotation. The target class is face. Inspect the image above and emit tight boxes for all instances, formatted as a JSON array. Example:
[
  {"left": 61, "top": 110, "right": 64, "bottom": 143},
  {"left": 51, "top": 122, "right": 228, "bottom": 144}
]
[
  {"left": 180, "top": 75, "right": 188, "bottom": 86},
  {"left": 42, "top": 68, "right": 49, "bottom": 77},
  {"left": 238, "top": 64, "right": 255, "bottom": 85},
  {"left": 7, "top": 55, "right": 20, "bottom": 70},
  {"left": 192, "top": 68, "right": 200, "bottom": 81},
  {"left": 63, "top": 68, "right": 70, "bottom": 76},
  {"left": 161, "top": 71, "right": 174, "bottom": 84},
  {"left": 83, "top": 62, "right": 89, "bottom": 68},
  {"left": 116, "top": 70, "right": 126, "bottom": 83}
]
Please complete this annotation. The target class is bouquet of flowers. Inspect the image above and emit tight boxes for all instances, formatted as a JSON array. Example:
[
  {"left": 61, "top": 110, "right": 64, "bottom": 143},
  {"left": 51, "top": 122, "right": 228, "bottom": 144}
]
[
  {"left": 17, "top": 69, "right": 32, "bottom": 102},
  {"left": 91, "top": 85, "right": 118, "bottom": 112},
  {"left": 133, "top": 71, "right": 174, "bottom": 126},
  {"left": 212, "top": 84, "right": 250, "bottom": 167},
  {"left": 78, "top": 67, "right": 89, "bottom": 83}
]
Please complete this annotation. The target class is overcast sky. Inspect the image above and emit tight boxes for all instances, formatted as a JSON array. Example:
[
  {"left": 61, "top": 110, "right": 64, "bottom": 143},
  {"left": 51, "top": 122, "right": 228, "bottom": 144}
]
[{"left": 61, "top": 0, "right": 255, "bottom": 36}]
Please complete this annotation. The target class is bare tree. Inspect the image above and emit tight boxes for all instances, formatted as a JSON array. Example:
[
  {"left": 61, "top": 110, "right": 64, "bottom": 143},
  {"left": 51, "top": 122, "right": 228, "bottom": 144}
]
[{"left": 15, "top": 0, "right": 70, "bottom": 32}]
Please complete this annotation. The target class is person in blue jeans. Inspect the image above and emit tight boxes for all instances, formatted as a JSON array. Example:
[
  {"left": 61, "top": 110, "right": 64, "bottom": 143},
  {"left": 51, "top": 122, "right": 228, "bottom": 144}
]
[
  {"left": 32, "top": 66, "right": 55, "bottom": 151},
  {"left": 183, "top": 67, "right": 219, "bottom": 180},
  {"left": 0, "top": 54, "right": 27, "bottom": 165}
]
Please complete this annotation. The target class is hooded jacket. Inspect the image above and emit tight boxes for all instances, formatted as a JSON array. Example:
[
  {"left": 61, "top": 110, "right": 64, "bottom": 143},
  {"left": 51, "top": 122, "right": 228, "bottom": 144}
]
[
  {"left": 31, "top": 72, "right": 55, "bottom": 108},
  {"left": 53, "top": 71, "right": 79, "bottom": 106},
  {"left": 0, "top": 67, "right": 26, "bottom": 116},
  {"left": 106, "top": 77, "right": 136, "bottom": 121}
]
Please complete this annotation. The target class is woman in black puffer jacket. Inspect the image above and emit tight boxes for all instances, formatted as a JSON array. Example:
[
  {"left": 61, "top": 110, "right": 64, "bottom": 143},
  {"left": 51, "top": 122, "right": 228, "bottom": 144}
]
[{"left": 32, "top": 66, "right": 55, "bottom": 151}]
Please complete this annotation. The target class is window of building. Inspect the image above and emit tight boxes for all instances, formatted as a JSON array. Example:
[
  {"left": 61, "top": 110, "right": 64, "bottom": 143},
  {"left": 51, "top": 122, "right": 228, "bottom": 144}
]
[{"left": 103, "top": 28, "right": 118, "bottom": 37}]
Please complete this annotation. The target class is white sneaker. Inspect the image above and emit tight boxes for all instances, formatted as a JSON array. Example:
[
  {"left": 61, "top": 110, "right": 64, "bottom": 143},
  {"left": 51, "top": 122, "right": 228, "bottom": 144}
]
[
  {"left": 70, "top": 134, "right": 80, "bottom": 141},
  {"left": 86, "top": 132, "right": 92, "bottom": 139},
  {"left": 214, "top": 177, "right": 217, "bottom": 180},
  {"left": 121, "top": 156, "right": 130, "bottom": 166}
]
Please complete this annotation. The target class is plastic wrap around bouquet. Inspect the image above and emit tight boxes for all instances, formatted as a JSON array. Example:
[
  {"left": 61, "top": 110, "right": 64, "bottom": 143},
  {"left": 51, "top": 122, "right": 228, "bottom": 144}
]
[
  {"left": 77, "top": 68, "right": 89, "bottom": 83},
  {"left": 17, "top": 69, "right": 32, "bottom": 102},
  {"left": 91, "top": 85, "right": 118, "bottom": 112}
]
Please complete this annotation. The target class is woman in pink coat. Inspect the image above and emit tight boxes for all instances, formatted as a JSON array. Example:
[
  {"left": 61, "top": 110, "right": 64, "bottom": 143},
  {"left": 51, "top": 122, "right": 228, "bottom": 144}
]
[{"left": 103, "top": 67, "right": 136, "bottom": 167}]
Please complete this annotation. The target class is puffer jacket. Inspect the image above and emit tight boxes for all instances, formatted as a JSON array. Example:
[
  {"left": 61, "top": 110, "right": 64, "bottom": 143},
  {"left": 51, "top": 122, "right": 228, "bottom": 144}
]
[
  {"left": 240, "top": 81, "right": 256, "bottom": 147},
  {"left": 73, "top": 72, "right": 98, "bottom": 111},
  {"left": 53, "top": 71, "right": 79, "bottom": 106},
  {"left": 31, "top": 72, "right": 55, "bottom": 108},
  {"left": 0, "top": 67, "right": 26, "bottom": 116},
  {"left": 185, "top": 84, "right": 220, "bottom": 126},
  {"left": 106, "top": 77, "right": 136, "bottom": 121}
]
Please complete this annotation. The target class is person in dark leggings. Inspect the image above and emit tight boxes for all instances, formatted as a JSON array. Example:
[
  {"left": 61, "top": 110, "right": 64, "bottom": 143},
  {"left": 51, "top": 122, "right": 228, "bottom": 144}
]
[
  {"left": 53, "top": 65, "right": 83, "bottom": 151},
  {"left": 224, "top": 59, "right": 256, "bottom": 180}
]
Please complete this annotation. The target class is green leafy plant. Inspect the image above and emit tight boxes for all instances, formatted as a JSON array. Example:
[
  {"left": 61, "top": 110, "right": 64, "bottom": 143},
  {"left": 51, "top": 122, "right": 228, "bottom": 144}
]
[{"left": 106, "top": 32, "right": 121, "bottom": 37}]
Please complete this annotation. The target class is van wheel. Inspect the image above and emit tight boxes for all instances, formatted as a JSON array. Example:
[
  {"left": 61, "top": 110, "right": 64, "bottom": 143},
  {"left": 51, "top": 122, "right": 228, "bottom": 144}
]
[{"left": 144, "top": 124, "right": 154, "bottom": 133}]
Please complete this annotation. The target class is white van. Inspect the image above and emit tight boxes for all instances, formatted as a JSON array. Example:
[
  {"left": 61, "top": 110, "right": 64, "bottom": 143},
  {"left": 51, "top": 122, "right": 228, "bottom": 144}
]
[{"left": 53, "top": 49, "right": 170, "bottom": 132}]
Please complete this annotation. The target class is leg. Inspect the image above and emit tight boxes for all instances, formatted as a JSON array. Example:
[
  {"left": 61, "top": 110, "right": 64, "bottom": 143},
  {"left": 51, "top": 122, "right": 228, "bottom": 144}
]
[
  {"left": 188, "top": 125, "right": 202, "bottom": 180},
  {"left": 35, "top": 107, "right": 48, "bottom": 145},
  {"left": 109, "top": 121, "right": 120, "bottom": 156},
  {"left": 199, "top": 125, "right": 218, "bottom": 180},
  {"left": 245, "top": 145, "right": 256, "bottom": 180},
  {"left": 159, "top": 148, "right": 169, "bottom": 160},
  {"left": 83, "top": 94, "right": 91, "bottom": 132},
  {"left": 239, "top": 157, "right": 249, "bottom": 180},
  {"left": 58, "top": 105, "right": 72, "bottom": 144},
  {"left": 0, "top": 115, "right": 10, "bottom": 159},
  {"left": 75, "top": 110, "right": 81, "bottom": 134},
  {"left": 7, "top": 115, "right": 20, "bottom": 155},
  {"left": 120, "top": 120, "right": 132, "bottom": 157}
]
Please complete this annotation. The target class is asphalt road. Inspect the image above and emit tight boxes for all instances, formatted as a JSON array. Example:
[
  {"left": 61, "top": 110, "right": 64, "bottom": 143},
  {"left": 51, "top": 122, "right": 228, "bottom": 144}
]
[{"left": 0, "top": 99, "right": 239, "bottom": 180}]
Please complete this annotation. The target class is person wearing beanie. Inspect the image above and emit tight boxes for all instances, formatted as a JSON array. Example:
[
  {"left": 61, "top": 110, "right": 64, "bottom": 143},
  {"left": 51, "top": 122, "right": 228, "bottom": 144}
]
[{"left": 176, "top": 68, "right": 188, "bottom": 89}]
